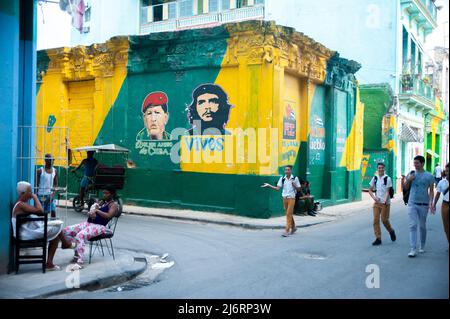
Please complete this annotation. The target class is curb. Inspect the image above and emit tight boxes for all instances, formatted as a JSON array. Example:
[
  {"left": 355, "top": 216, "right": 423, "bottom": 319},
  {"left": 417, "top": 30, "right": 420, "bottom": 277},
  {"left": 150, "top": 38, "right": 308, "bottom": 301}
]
[
  {"left": 121, "top": 211, "right": 333, "bottom": 230},
  {"left": 28, "top": 257, "right": 148, "bottom": 299}
]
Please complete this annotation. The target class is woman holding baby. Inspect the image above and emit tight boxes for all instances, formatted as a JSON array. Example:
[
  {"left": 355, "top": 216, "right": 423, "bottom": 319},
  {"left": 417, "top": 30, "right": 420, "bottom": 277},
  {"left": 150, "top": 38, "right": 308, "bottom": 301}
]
[{"left": 63, "top": 187, "right": 119, "bottom": 267}]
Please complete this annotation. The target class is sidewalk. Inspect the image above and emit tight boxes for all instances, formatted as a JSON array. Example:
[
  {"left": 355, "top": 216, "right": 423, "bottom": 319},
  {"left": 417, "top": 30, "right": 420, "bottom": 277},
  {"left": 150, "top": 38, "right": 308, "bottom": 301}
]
[
  {"left": 0, "top": 248, "right": 173, "bottom": 299},
  {"left": 121, "top": 192, "right": 401, "bottom": 229}
]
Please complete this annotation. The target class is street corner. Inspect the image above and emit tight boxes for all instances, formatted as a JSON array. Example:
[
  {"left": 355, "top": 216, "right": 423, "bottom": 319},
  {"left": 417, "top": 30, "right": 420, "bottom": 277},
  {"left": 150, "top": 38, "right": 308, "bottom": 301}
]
[{"left": 0, "top": 247, "right": 156, "bottom": 299}]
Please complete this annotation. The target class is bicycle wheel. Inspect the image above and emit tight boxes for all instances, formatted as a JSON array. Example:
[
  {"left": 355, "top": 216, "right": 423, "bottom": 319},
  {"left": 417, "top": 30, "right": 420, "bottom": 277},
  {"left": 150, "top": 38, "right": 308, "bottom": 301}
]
[{"left": 72, "top": 195, "right": 84, "bottom": 213}]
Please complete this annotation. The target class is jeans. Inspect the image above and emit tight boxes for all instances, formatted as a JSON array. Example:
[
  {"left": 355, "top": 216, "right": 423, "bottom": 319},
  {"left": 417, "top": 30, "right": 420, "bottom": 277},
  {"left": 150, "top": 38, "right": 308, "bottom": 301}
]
[
  {"left": 407, "top": 204, "right": 429, "bottom": 250},
  {"left": 442, "top": 201, "right": 449, "bottom": 244}
]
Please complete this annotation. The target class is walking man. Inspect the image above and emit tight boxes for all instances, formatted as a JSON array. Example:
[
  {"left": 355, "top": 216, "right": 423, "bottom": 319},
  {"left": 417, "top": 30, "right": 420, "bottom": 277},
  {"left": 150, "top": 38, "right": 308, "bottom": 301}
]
[
  {"left": 36, "top": 153, "right": 58, "bottom": 218},
  {"left": 368, "top": 163, "right": 396, "bottom": 246},
  {"left": 432, "top": 162, "right": 449, "bottom": 246},
  {"left": 403, "top": 155, "right": 435, "bottom": 258},
  {"left": 434, "top": 163, "right": 443, "bottom": 185},
  {"left": 262, "top": 165, "right": 301, "bottom": 237}
]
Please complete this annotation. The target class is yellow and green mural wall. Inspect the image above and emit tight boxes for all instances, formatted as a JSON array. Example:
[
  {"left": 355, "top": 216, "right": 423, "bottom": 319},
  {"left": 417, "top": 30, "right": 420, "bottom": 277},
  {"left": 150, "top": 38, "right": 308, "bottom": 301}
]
[
  {"left": 36, "top": 21, "right": 363, "bottom": 218},
  {"left": 424, "top": 98, "right": 446, "bottom": 173},
  {"left": 360, "top": 84, "right": 397, "bottom": 191}
]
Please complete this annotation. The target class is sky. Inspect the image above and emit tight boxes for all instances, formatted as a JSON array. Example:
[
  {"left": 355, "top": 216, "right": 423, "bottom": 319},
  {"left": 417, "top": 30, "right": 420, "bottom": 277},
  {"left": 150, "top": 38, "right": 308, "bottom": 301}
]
[
  {"left": 36, "top": 1, "right": 72, "bottom": 50},
  {"left": 36, "top": 0, "right": 449, "bottom": 51}
]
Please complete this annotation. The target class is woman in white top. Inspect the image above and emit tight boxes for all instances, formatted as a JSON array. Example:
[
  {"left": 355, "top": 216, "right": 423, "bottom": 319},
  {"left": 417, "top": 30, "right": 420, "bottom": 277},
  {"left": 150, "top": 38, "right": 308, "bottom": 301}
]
[
  {"left": 432, "top": 163, "right": 449, "bottom": 245},
  {"left": 12, "top": 181, "right": 74, "bottom": 270}
]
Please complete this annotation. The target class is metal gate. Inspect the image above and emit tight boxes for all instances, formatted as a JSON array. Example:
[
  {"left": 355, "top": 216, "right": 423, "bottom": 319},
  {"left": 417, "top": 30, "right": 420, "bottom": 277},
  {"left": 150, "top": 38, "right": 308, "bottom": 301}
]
[{"left": 17, "top": 125, "right": 70, "bottom": 223}]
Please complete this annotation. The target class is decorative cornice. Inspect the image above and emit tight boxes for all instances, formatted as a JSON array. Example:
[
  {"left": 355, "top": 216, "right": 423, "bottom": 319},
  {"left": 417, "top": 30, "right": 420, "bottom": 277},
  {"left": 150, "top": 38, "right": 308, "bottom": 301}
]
[
  {"left": 37, "top": 36, "right": 129, "bottom": 81},
  {"left": 325, "top": 53, "right": 361, "bottom": 90}
]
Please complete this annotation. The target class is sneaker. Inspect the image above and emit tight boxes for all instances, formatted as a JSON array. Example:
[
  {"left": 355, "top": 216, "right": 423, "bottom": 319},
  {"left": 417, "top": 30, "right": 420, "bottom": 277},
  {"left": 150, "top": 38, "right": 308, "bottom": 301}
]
[
  {"left": 307, "top": 211, "right": 316, "bottom": 217},
  {"left": 418, "top": 248, "right": 425, "bottom": 253},
  {"left": 372, "top": 238, "right": 382, "bottom": 246},
  {"left": 389, "top": 230, "right": 396, "bottom": 242},
  {"left": 408, "top": 249, "right": 416, "bottom": 258},
  {"left": 281, "top": 232, "right": 289, "bottom": 237},
  {"left": 290, "top": 227, "right": 298, "bottom": 235}
]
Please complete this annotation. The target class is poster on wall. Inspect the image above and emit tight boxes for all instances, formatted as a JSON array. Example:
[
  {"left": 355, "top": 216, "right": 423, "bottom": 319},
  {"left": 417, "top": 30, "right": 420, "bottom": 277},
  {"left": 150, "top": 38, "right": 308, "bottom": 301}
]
[
  {"left": 282, "top": 103, "right": 296, "bottom": 140},
  {"left": 309, "top": 115, "right": 326, "bottom": 166},
  {"left": 282, "top": 101, "right": 299, "bottom": 166}
]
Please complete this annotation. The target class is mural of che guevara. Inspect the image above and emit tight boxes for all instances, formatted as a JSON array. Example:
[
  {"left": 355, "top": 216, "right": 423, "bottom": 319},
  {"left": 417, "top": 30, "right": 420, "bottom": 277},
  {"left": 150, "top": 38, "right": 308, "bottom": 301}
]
[
  {"left": 187, "top": 84, "right": 233, "bottom": 135},
  {"left": 136, "top": 91, "right": 172, "bottom": 141}
]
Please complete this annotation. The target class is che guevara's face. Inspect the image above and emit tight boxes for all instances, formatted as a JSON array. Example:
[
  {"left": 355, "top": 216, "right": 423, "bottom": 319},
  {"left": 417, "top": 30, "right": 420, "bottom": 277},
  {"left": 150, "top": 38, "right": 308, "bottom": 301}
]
[
  {"left": 196, "top": 93, "right": 220, "bottom": 122},
  {"left": 143, "top": 105, "right": 169, "bottom": 139}
]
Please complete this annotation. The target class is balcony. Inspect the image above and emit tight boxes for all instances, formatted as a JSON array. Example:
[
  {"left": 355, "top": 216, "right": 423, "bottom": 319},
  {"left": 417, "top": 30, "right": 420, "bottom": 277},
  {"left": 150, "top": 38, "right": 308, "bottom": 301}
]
[
  {"left": 401, "top": 0, "right": 438, "bottom": 31},
  {"left": 140, "top": 0, "right": 265, "bottom": 34},
  {"left": 399, "top": 73, "right": 435, "bottom": 111}
]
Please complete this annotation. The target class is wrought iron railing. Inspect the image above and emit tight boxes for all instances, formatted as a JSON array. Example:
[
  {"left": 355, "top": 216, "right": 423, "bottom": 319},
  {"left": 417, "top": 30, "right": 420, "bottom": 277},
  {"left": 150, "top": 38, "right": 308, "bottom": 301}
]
[
  {"left": 140, "top": 1, "right": 264, "bottom": 34},
  {"left": 400, "top": 73, "right": 435, "bottom": 102}
]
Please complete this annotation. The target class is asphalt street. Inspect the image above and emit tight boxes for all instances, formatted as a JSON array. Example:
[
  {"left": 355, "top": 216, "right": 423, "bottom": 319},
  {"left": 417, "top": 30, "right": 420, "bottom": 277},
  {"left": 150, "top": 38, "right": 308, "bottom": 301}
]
[{"left": 53, "top": 199, "right": 449, "bottom": 299}]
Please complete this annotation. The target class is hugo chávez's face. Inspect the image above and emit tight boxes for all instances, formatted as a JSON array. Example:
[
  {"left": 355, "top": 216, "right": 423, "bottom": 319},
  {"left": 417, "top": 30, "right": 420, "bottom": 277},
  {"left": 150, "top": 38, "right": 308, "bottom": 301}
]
[{"left": 144, "top": 105, "right": 169, "bottom": 139}]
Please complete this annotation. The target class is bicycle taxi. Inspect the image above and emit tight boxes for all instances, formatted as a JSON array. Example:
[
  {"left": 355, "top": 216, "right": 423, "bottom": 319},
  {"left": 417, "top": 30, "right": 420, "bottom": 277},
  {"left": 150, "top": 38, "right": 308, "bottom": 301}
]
[{"left": 70, "top": 144, "right": 129, "bottom": 213}]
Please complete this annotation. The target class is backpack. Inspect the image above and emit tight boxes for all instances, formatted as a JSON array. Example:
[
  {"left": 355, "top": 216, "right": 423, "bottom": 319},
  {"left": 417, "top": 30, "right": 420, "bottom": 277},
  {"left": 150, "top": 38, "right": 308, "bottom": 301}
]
[
  {"left": 373, "top": 175, "right": 394, "bottom": 199},
  {"left": 402, "top": 171, "right": 415, "bottom": 205}
]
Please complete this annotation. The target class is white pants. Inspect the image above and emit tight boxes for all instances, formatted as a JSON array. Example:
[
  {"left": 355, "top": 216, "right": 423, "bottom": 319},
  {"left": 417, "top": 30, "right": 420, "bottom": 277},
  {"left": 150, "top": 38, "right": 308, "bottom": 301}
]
[{"left": 407, "top": 204, "right": 429, "bottom": 250}]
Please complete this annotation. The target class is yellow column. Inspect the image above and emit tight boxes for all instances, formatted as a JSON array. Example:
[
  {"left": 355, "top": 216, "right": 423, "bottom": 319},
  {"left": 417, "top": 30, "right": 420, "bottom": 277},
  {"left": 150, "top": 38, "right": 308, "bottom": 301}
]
[
  {"left": 203, "top": 0, "right": 209, "bottom": 13},
  {"left": 230, "top": 0, "right": 236, "bottom": 9}
]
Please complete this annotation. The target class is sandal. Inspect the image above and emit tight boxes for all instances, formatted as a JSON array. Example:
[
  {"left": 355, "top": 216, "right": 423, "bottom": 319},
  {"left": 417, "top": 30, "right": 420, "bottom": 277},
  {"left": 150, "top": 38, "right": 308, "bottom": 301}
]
[{"left": 46, "top": 264, "right": 61, "bottom": 271}]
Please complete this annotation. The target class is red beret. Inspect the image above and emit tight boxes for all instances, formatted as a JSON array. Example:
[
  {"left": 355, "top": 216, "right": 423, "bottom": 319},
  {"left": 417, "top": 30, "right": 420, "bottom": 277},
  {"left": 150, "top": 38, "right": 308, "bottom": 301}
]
[{"left": 142, "top": 92, "right": 168, "bottom": 113}]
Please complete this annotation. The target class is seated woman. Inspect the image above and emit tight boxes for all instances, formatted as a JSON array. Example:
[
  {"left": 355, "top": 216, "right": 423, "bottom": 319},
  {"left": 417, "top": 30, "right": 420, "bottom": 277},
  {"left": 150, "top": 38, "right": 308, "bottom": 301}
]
[
  {"left": 11, "top": 181, "right": 74, "bottom": 271},
  {"left": 63, "top": 187, "right": 119, "bottom": 266}
]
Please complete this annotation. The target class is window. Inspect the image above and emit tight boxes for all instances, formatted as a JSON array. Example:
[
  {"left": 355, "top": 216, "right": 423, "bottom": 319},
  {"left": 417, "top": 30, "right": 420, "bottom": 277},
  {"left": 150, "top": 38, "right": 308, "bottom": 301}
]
[
  {"left": 222, "top": 0, "right": 230, "bottom": 10},
  {"left": 410, "top": 40, "right": 416, "bottom": 74},
  {"left": 168, "top": 1, "right": 177, "bottom": 19},
  {"left": 179, "top": 0, "right": 194, "bottom": 17},
  {"left": 254, "top": 0, "right": 264, "bottom": 4},
  {"left": 402, "top": 27, "right": 408, "bottom": 70},
  {"left": 209, "top": 0, "right": 219, "bottom": 12},
  {"left": 236, "top": 0, "right": 248, "bottom": 8}
]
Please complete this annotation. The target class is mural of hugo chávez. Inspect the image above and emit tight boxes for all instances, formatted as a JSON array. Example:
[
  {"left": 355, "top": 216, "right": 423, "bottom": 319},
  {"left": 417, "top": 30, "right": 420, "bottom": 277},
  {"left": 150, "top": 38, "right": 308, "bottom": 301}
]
[
  {"left": 187, "top": 84, "right": 233, "bottom": 135},
  {"left": 136, "top": 91, "right": 172, "bottom": 141}
]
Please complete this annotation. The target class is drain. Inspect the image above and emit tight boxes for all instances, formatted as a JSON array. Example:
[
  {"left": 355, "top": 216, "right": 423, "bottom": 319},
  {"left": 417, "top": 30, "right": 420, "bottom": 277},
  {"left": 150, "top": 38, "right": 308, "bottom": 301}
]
[{"left": 106, "top": 255, "right": 174, "bottom": 292}]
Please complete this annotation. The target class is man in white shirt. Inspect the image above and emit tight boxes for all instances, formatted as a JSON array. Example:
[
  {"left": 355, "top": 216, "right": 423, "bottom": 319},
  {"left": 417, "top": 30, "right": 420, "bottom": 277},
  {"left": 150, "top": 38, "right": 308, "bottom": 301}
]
[
  {"left": 434, "top": 163, "right": 443, "bottom": 185},
  {"left": 368, "top": 162, "right": 396, "bottom": 246},
  {"left": 262, "top": 165, "right": 301, "bottom": 237},
  {"left": 432, "top": 162, "right": 449, "bottom": 246}
]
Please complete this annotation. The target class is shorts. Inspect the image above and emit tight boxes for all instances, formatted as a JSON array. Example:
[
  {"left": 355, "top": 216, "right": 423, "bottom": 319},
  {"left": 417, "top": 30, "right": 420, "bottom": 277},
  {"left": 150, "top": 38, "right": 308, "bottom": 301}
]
[
  {"left": 80, "top": 176, "right": 93, "bottom": 188},
  {"left": 38, "top": 194, "right": 56, "bottom": 213}
]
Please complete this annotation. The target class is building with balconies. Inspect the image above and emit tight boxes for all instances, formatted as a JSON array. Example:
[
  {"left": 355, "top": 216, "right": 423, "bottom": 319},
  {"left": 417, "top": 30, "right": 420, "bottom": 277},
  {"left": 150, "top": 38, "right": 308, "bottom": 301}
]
[
  {"left": 272, "top": 0, "right": 444, "bottom": 187},
  {"left": 70, "top": 0, "right": 266, "bottom": 46}
]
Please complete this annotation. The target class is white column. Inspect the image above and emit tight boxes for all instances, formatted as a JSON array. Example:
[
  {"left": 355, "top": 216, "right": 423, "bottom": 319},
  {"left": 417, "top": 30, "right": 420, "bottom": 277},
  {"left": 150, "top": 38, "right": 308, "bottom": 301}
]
[
  {"left": 163, "top": 3, "right": 169, "bottom": 20},
  {"left": 203, "top": 0, "right": 209, "bottom": 13},
  {"left": 230, "top": 0, "right": 236, "bottom": 9}
]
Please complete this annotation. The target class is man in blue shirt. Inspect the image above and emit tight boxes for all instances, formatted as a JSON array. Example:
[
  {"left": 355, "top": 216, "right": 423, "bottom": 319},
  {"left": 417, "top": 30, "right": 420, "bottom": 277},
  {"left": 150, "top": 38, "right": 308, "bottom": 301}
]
[
  {"left": 71, "top": 151, "right": 98, "bottom": 206},
  {"left": 403, "top": 155, "right": 435, "bottom": 258}
]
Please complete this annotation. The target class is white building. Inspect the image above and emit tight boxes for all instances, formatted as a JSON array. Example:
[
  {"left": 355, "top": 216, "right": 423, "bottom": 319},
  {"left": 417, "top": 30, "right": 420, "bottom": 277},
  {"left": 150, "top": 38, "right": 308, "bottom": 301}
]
[{"left": 70, "top": 0, "right": 265, "bottom": 46}]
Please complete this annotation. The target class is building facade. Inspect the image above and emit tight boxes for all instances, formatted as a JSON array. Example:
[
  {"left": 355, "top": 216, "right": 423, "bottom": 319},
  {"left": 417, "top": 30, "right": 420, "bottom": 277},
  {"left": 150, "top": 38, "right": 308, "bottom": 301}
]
[
  {"left": 273, "top": 0, "right": 446, "bottom": 187},
  {"left": 0, "top": 0, "right": 38, "bottom": 274},
  {"left": 38, "top": 21, "right": 364, "bottom": 218}
]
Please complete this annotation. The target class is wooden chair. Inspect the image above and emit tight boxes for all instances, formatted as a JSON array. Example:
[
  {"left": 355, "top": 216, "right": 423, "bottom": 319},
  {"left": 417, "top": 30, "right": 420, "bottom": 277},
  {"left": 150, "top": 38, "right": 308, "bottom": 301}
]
[{"left": 12, "top": 213, "right": 48, "bottom": 274}]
